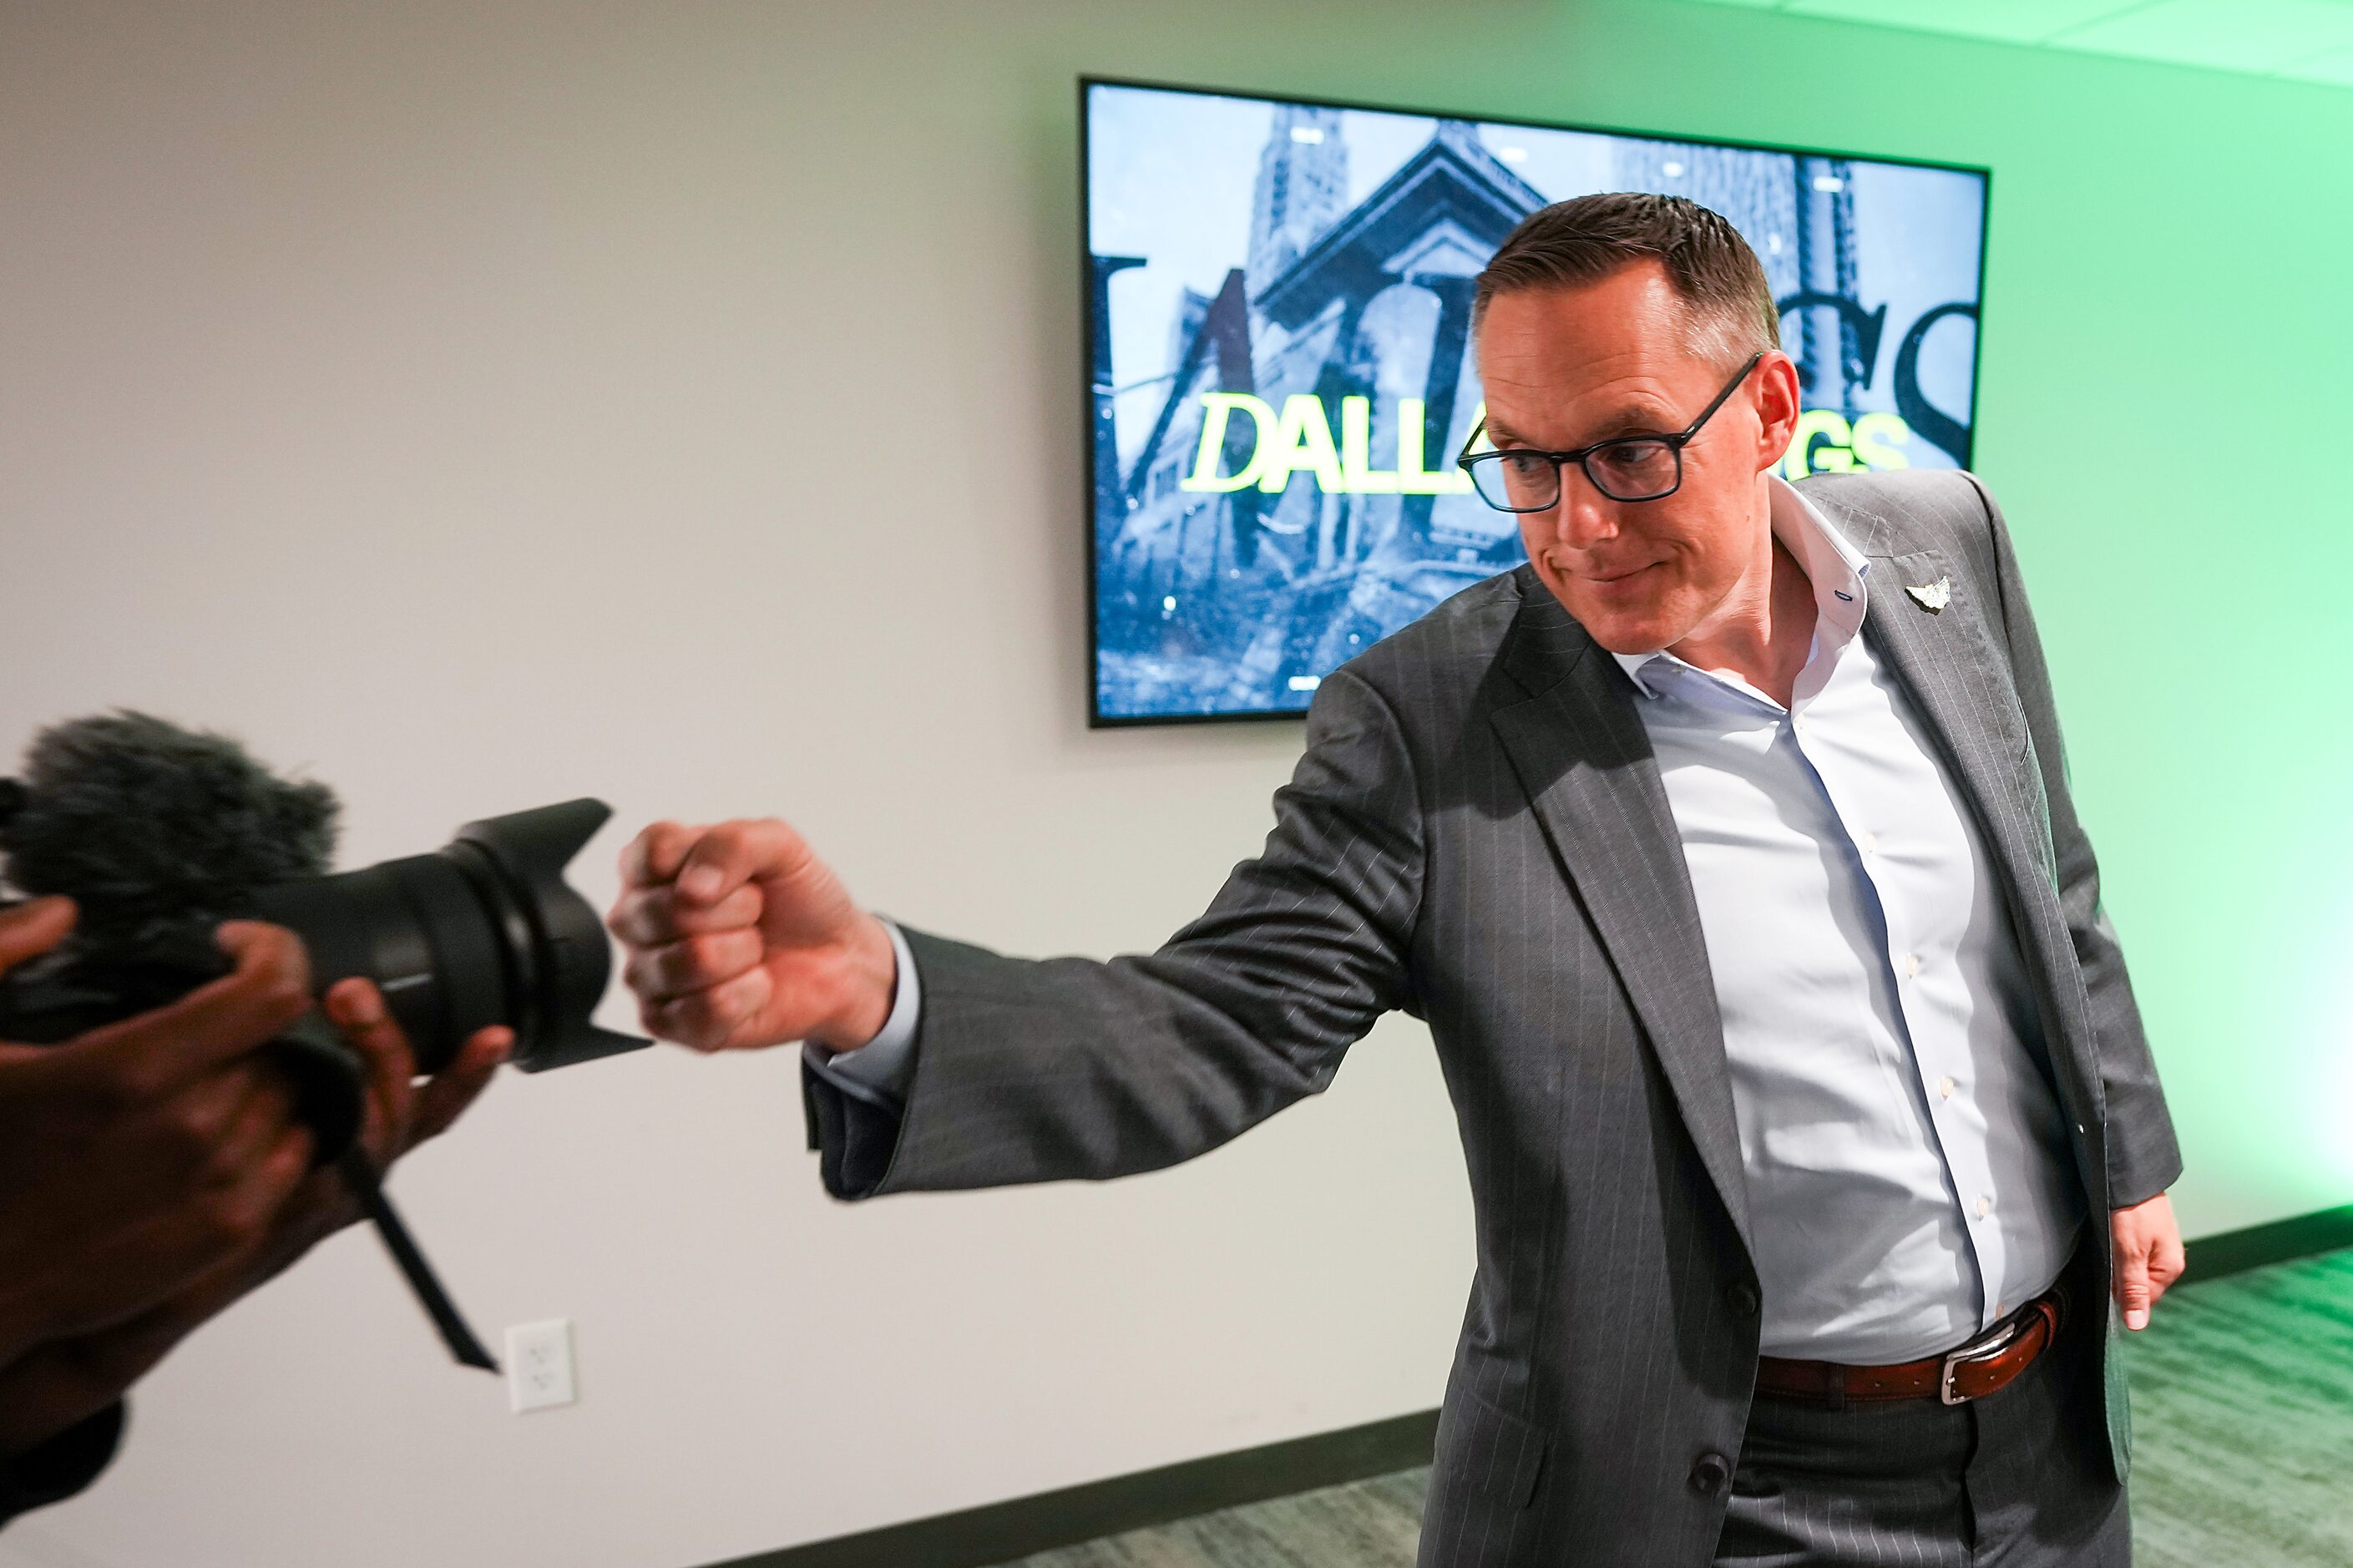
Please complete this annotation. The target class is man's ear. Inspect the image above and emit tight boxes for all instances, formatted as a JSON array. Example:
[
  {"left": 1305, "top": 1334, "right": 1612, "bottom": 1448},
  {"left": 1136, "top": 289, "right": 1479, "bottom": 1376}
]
[{"left": 1751, "top": 351, "right": 1803, "bottom": 472}]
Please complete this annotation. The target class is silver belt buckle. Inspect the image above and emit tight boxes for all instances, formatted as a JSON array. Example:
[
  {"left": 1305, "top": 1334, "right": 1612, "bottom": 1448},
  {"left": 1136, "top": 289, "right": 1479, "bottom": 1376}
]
[{"left": 1937, "top": 1316, "right": 2026, "bottom": 1406}]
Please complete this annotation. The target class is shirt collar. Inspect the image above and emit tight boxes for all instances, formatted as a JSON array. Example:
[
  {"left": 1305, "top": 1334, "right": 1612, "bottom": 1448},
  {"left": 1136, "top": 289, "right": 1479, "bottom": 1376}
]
[{"left": 1607, "top": 476, "right": 1871, "bottom": 700}]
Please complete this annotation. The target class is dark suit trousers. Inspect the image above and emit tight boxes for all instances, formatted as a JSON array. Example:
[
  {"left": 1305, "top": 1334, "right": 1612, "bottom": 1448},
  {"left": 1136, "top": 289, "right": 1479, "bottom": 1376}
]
[{"left": 1713, "top": 1244, "right": 2129, "bottom": 1566}]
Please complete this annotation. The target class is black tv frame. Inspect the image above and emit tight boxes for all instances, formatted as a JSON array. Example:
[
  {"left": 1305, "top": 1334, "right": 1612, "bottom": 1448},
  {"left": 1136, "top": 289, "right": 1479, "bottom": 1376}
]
[{"left": 1079, "top": 73, "right": 1993, "bottom": 729}]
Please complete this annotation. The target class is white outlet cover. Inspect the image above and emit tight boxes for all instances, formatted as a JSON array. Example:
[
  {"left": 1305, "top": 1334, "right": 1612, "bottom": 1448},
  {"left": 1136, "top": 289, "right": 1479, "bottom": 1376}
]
[{"left": 505, "top": 1318, "right": 576, "bottom": 1414}]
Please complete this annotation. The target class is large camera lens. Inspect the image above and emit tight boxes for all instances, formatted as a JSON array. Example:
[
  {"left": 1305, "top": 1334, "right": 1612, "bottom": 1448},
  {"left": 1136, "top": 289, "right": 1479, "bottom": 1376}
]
[{"left": 252, "top": 799, "right": 645, "bottom": 1075}]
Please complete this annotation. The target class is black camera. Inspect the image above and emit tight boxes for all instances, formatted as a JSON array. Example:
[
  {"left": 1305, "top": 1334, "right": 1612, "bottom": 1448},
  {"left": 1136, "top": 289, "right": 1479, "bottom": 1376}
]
[
  {"left": 249, "top": 798, "right": 647, "bottom": 1077},
  {"left": 0, "top": 714, "right": 644, "bottom": 1147},
  {"left": 0, "top": 712, "right": 646, "bottom": 1367}
]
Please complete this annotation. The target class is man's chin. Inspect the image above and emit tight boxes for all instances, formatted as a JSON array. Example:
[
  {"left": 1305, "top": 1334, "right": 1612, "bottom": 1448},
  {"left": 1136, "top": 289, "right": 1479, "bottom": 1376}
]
[
  {"left": 1586, "top": 623, "right": 1675, "bottom": 657},
  {"left": 1539, "top": 578, "right": 1679, "bottom": 655}
]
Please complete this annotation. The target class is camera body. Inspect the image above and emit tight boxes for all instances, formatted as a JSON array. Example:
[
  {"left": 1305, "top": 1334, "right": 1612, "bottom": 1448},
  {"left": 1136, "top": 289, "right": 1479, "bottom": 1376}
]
[{"left": 0, "top": 716, "right": 645, "bottom": 1157}]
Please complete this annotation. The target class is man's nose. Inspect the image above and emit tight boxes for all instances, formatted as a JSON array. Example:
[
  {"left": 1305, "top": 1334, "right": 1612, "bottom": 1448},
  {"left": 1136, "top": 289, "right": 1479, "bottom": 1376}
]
[{"left": 1544, "top": 479, "right": 1622, "bottom": 553}]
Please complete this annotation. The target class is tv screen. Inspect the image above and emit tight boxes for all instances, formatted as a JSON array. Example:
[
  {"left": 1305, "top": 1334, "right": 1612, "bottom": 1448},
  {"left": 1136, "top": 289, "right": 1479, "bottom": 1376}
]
[{"left": 1083, "top": 78, "right": 1991, "bottom": 726}]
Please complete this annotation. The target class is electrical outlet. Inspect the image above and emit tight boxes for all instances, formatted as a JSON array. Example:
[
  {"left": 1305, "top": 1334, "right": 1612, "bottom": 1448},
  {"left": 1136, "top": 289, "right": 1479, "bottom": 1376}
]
[{"left": 505, "top": 1319, "right": 576, "bottom": 1414}]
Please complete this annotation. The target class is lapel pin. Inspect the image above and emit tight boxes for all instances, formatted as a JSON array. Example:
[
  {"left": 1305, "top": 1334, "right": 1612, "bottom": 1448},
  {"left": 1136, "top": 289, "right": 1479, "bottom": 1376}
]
[{"left": 1905, "top": 577, "right": 1951, "bottom": 614}]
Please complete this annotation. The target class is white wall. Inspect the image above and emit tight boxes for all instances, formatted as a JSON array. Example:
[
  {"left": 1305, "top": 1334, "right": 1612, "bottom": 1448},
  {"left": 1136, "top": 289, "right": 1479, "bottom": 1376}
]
[
  {"left": 0, "top": 5, "right": 1483, "bottom": 1565},
  {"left": 5, "top": 2, "right": 2345, "bottom": 1565}
]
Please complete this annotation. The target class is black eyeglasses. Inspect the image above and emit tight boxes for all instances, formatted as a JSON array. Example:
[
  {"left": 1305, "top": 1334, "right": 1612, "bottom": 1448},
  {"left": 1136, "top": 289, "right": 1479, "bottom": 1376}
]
[{"left": 1457, "top": 351, "right": 1765, "bottom": 511}]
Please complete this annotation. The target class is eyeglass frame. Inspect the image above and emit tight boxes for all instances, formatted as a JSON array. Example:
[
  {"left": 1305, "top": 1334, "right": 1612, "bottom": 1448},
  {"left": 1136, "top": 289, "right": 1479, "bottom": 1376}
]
[{"left": 1455, "top": 350, "right": 1768, "bottom": 511}]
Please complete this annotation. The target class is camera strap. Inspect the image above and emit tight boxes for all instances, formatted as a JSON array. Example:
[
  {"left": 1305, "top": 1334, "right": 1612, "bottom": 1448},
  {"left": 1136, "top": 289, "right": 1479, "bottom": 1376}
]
[{"left": 337, "top": 1149, "right": 499, "bottom": 1373}]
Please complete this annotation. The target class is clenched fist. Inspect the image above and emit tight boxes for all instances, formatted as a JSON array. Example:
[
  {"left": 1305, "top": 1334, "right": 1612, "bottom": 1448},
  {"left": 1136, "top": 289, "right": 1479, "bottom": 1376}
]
[{"left": 605, "top": 819, "right": 898, "bottom": 1054}]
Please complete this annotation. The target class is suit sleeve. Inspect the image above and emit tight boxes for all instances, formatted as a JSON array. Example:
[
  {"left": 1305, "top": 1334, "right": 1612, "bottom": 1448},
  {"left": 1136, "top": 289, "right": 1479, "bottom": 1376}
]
[
  {"left": 1966, "top": 473, "right": 2183, "bottom": 1209},
  {"left": 800, "top": 667, "right": 1424, "bottom": 1200}
]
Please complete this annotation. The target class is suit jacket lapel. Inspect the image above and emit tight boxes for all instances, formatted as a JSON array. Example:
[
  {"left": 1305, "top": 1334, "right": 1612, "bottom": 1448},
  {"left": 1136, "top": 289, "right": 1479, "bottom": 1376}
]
[
  {"left": 1853, "top": 541, "right": 2100, "bottom": 1132},
  {"left": 1855, "top": 544, "right": 2050, "bottom": 893},
  {"left": 1793, "top": 483, "right": 2041, "bottom": 874},
  {"left": 1487, "top": 576, "right": 1753, "bottom": 1257}
]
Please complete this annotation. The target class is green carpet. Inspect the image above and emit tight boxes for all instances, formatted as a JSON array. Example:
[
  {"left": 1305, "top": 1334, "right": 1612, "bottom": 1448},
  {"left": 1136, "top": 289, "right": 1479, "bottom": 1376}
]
[
  {"left": 2126, "top": 1247, "right": 2353, "bottom": 1566},
  {"left": 1004, "top": 1248, "right": 2353, "bottom": 1566}
]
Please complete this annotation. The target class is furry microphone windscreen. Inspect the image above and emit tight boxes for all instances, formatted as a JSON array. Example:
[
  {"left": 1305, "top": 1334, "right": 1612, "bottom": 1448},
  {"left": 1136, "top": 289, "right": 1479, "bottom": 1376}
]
[{"left": 0, "top": 712, "right": 341, "bottom": 951}]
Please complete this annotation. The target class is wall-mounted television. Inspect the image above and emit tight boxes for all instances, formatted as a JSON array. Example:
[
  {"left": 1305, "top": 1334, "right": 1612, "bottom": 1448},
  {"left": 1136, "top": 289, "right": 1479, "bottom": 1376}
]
[{"left": 1083, "top": 77, "right": 1991, "bottom": 726}]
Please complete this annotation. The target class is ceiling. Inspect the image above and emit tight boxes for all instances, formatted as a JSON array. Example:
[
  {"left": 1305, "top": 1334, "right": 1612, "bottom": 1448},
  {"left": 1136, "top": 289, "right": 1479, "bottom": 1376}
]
[{"left": 1688, "top": 0, "right": 2353, "bottom": 85}]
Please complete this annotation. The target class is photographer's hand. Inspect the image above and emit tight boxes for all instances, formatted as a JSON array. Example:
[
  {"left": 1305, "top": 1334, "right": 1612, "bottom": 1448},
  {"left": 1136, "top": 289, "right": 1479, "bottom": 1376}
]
[
  {"left": 0, "top": 903, "right": 322, "bottom": 1383},
  {"left": 0, "top": 977, "right": 508, "bottom": 1458},
  {"left": 185, "top": 977, "right": 509, "bottom": 1300},
  {"left": 607, "top": 819, "right": 897, "bottom": 1053}
]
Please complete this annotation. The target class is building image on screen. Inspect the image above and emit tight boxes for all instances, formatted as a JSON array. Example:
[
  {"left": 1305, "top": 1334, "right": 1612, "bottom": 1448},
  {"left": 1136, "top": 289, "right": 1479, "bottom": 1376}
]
[{"left": 1086, "top": 79, "right": 1989, "bottom": 724}]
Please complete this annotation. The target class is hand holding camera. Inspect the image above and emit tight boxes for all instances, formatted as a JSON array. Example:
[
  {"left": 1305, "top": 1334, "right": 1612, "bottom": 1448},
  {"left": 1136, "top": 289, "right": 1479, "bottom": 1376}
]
[
  {"left": 0, "top": 712, "right": 647, "bottom": 1390},
  {"left": 0, "top": 903, "right": 313, "bottom": 1382},
  {"left": 0, "top": 903, "right": 508, "bottom": 1459}
]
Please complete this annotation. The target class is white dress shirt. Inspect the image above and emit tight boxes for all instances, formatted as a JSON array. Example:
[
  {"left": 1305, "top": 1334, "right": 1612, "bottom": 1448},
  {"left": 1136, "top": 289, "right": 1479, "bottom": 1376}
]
[{"left": 1609, "top": 478, "right": 2081, "bottom": 1361}]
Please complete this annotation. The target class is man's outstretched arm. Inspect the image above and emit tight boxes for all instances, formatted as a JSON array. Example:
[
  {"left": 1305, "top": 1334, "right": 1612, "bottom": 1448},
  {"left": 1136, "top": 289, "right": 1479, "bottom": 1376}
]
[{"left": 608, "top": 669, "right": 1425, "bottom": 1199}]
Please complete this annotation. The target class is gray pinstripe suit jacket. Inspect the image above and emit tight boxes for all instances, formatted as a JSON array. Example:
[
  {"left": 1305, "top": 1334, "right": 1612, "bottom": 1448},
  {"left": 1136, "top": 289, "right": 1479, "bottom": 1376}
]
[{"left": 802, "top": 469, "right": 2182, "bottom": 1565}]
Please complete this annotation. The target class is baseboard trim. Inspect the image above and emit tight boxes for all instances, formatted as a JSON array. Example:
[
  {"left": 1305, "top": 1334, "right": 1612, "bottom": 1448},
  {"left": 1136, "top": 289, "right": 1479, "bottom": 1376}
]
[
  {"left": 707, "top": 1409, "right": 1438, "bottom": 1568},
  {"left": 2181, "top": 1201, "right": 2353, "bottom": 1283},
  {"left": 711, "top": 1203, "right": 2350, "bottom": 1568}
]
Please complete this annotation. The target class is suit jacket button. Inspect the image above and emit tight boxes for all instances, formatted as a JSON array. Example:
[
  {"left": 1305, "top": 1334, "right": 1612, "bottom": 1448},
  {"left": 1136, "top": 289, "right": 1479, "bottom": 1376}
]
[
  {"left": 1689, "top": 1453, "right": 1732, "bottom": 1497},
  {"left": 1726, "top": 1282, "right": 1760, "bottom": 1318}
]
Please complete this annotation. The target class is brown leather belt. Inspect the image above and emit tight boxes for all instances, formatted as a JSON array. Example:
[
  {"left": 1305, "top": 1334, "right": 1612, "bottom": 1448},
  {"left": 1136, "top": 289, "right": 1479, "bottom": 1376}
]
[{"left": 1754, "top": 1279, "right": 2069, "bottom": 1409}]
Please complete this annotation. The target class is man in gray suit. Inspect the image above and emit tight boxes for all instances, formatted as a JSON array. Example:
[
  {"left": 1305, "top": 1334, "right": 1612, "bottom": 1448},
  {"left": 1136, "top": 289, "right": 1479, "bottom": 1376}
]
[{"left": 610, "top": 194, "right": 2184, "bottom": 1565}]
